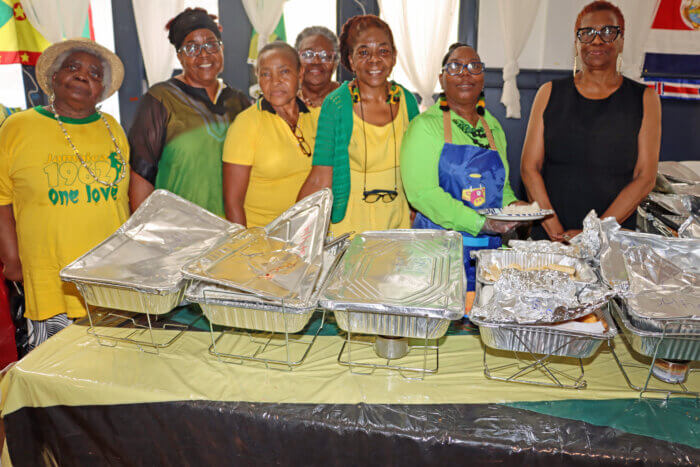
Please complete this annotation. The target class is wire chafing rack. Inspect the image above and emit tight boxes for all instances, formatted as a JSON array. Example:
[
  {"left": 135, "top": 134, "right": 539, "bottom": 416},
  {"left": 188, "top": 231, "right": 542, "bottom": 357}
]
[
  {"left": 76, "top": 283, "right": 199, "bottom": 354},
  {"left": 201, "top": 290, "right": 326, "bottom": 371},
  {"left": 335, "top": 310, "right": 442, "bottom": 380},
  {"left": 471, "top": 307, "right": 617, "bottom": 390},
  {"left": 609, "top": 299, "right": 699, "bottom": 401}
]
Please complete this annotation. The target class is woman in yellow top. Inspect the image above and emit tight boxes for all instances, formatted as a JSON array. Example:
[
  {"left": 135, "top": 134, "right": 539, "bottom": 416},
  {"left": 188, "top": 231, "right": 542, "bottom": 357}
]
[
  {"left": 297, "top": 15, "right": 419, "bottom": 236},
  {"left": 222, "top": 42, "right": 316, "bottom": 227}
]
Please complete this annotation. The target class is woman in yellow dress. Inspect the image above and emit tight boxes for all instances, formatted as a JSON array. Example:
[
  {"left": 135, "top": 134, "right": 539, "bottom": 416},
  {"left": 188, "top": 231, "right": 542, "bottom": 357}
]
[
  {"left": 222, "top": 42, "right": 316, "bottom": 227},
  {"left": 297, "top": 15, "right": 419, "bottom": 236}
]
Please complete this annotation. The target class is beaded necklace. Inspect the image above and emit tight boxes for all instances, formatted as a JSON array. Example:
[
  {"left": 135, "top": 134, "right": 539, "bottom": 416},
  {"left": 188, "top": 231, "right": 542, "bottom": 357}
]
[{"left": 50, "top": 104, "right": 126, "bottom": 188}]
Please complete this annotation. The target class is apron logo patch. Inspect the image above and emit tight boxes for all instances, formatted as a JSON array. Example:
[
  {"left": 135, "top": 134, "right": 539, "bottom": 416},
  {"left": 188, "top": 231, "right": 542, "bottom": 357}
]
[{"left": 462, "top": 186, "right": 486, "bottom": 206}]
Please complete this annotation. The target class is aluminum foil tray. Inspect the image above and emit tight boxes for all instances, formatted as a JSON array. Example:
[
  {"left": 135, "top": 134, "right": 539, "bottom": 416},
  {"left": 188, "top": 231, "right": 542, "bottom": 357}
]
[
  {"left": 473, "top": 250, "right": 597, "bottom": 286},
  {"left": 507, "top": 240, "right": 584, "bottom": 258},
  {"left": 471, "top": 309, "right": 617, "bottom": 359},
  {"left": 333, "top": 311, "right": 450, "bottom": 339},
  {"left": 185, "top": 241, "right": 347, "bottom": 333},
  {"left": 320, "top": 229, "right": 465, "bottom": 321},
  {"left": 611, "top": 300, "right": 700, "bottom": 361},
  {"left": 182, "top": 190, "right": 332, "bottom": 304},
  {"left": 61, "top": 190, "right": 240, "bottom": 314},
  {"left": 77, "top": 283, "right": 186, "bottom": 316}
]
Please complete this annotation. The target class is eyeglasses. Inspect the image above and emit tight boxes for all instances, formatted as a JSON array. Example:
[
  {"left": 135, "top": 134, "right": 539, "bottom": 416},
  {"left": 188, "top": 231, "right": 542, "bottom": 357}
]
[
  {"left": 363, "top": 189, "right": 398, "bottom": 203},
  {"left": 179, "top": 40, "right": 223, "bottom": 57},
  {"left": 443, "top": 60, "right": 484, "bottom": 76},
  {"left": 576, "top": 25, "right": 621, "bottom": 44},
  {"left": 293, "top": 126, "right": 312, "bottom": 157},
  {"left": 299, "top": 49, "right": 336, "bottom": 63}
]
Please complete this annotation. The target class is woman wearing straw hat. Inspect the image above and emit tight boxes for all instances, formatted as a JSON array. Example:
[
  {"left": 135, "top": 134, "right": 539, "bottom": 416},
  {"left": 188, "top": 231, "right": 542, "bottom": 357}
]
[{"left": 0, "top": 38, "right": 129, "bottom": 350}]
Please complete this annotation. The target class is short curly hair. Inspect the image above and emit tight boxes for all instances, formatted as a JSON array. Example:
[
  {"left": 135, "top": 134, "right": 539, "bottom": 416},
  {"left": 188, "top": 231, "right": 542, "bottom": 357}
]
[
  {"left": 575, "top": 1, "right": 625, "bottom": 36},
  {"left": 338, "top": 15, "right": 394, "bottom": 71}
]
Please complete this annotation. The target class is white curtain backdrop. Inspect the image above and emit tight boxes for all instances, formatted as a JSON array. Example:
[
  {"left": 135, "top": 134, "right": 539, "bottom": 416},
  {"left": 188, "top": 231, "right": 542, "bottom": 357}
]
[
  {"left": 497, "top": 0, "right": 541, "bottom": 119},
  {"left": 22, "top": 0, "right": 90, "bottom": 43},
  {"left": 241, "top": 0, "right": 286, "bottom": 55},
  {"left": 379, "top": 0, "right": 458, "bottom": 109},
  {"left": 132, "top": 0, "right": 184, "bottom": 88},
  {"left": 612, "top": 0, "right": 660, "bottom": 81}
]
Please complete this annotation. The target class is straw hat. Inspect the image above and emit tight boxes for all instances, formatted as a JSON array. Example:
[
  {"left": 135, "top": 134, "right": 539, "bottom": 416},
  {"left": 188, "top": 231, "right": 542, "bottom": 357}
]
[{"left": 36, "top": 37, "right": 124, "bottom": 102}]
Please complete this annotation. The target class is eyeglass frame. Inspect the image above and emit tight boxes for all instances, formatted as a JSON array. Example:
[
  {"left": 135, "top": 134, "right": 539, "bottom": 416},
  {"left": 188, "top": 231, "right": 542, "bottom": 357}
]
[
  {"left": 299, "top": 49, "right": 337, "bottom": 63},
  {"left": 178, "top": 40, "right": 223, "bottom": 57},
  {"left": 363, "top": 189, "right": 398, "bottom": 203},
  {"left": 292, "top": 126, "right": 312, "bottom": 157},
  {"left": 442, "top": 60, "right": 485, "bottom": 76},
  {"left": 576, "top": 25, "right": 621, "bottom": 44}
]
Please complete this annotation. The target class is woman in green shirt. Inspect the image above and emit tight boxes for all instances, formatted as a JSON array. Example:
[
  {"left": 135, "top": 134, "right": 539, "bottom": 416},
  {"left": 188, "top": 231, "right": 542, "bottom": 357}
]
[{"left": 401, "top": 43, "right": 523, "bottom": 308}]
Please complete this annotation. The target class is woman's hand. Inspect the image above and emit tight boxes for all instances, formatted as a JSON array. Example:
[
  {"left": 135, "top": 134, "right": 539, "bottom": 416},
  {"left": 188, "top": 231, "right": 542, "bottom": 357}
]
[
  {"left": 561, "top": 229, "right": 582, "bottom": 243},
  {"left": 2, "top": 258, "right": 22, "bottom": 282},
  {"left": 541, "top": 215, "right": 565, "bottom": 242},
  {"left": 481, "top": 218, "right": 520, "bottom": 235}
]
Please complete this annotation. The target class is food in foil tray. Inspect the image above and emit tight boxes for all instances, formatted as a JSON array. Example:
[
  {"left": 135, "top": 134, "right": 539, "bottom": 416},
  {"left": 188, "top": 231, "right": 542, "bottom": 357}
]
[
  {"left": 508, "top": 239, "right": 582, "bottom": 258},
  {"left": 482, "top": 263, "right": 577, "bottom": 282},
  {"left": 472, "top": 268, "right": 612, "bottom": 324}
]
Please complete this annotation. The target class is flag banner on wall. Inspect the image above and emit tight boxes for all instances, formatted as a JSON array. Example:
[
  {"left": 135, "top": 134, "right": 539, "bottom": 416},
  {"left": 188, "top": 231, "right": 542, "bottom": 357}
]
[
  {"left": 643, "top": 0, "right": 700, "bottom": 78},
  {"left": 0, "top": 1, "right": 93, "bottom": 66},
  {"left": 644, "top": 77, "right": 700, "bottom": 100}
]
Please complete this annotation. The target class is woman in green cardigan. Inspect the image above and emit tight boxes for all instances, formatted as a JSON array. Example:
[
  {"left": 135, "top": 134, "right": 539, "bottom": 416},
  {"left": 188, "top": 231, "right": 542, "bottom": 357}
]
[{"left": 297, "top": 15, "right": 419, "bottom": 237}]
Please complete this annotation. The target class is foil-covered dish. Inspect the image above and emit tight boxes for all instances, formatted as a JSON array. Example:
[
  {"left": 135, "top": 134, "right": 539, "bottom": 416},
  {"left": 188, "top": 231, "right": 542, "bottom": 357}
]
[
  {"left": 471, "top": 267, "right": 612, "bottom": 324},
  {"left": 658, "top": 161, "right": 700, "bottom": 184},
  {"left": 611, "top": 299, "right": 700, "bottom": 361},
  {"left": 60, "top": 190, "right": 241, "bottom": 314},
  {"left": 473, "top": 249, "right": 597, "bottom": 285},
  {"left": 320, "top": 230, "right": 465, "bottom": 338},
  {"left": 599, "top": 220, "right": 700, "bottom": 292},
  {"left": 507, "top": 240, "right": 583, "bottom": 258},
  {"left": 185, "top": 239, "right": 348, "bottom": 333},
  {"left": 182, "top": 189, "right": 332, "bottom": 304}
]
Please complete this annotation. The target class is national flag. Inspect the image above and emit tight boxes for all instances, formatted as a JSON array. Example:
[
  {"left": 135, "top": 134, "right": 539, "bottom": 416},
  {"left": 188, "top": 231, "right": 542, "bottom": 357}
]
[
  {"left": 643, "top": 0, "right": 700, "bottom": 78},
  {"left": 0, "top": 1, "right": 94, "bottom": 67},
  {"left": 644, "top": 77, "right": 700, "bottom": 100}
]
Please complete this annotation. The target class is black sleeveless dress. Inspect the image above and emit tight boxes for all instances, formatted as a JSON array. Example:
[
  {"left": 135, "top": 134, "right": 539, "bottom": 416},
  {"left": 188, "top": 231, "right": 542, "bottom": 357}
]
[{"left": 535, "top": 76, "right": 645, "bottom": 237}]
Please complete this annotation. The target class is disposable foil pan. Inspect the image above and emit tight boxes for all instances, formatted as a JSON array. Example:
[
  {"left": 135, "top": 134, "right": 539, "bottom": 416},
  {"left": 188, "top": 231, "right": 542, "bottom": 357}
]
[
  {"left": 186, "top": 241, "right": 347, "bottom": 333},
  {"left": 611, "top": 300, "right": 700, "bottom": 361},
  {"left": 473, "top": 249, "right": 597, "bottom": 286},
  {"left": 320, "top": 230, "right": 466, "bottom": 337},
  {"left": 181, "top": 190, "right": 332, "bottom": 304},
  {"left": 471, "top": 309, "right": 617, "bottom": 359},
  {"left": 61, "top": 190, "right": 240, "bottom": 315}
]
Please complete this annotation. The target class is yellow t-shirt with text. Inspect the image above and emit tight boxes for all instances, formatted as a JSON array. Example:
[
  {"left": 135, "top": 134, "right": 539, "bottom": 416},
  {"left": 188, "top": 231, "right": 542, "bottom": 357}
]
[
  {"left": 0, "top": 106, "right": 130, "bottom": 320},
  {"left": 222, "top": 98, "right": 317, "bottom": 227}
]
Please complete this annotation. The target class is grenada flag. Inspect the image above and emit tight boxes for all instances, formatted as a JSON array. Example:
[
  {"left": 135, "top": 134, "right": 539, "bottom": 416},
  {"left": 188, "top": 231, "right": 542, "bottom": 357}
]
[{"left": 0, "top": 1, "right": 50, "bottom": 66}]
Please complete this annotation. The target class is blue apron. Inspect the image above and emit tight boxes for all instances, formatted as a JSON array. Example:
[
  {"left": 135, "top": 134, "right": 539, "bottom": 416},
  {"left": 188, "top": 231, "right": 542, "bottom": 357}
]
[{"left": 412, "top": 110, "right": 506, "bottom": 291}]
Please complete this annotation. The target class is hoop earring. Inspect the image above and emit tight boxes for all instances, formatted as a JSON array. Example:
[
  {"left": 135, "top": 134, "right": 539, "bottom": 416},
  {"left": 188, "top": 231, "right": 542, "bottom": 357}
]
[
  {"left": 616, "top": 55, "right": 623, "bottom": 75},
  {"left": 573, "top": 55, "right": 578, "bottom": 78}
]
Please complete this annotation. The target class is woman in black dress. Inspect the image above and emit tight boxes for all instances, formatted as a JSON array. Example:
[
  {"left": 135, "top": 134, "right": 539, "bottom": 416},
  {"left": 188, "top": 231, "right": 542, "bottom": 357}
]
[{"left": 521, "top": 0, "right": 661, "bottom": 241}]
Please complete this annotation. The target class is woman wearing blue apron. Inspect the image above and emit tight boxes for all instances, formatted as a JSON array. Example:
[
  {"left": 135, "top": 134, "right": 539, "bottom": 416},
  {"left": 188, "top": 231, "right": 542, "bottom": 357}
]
[{"left": 401, "top": 43, "right": 524, "bottom": 312}]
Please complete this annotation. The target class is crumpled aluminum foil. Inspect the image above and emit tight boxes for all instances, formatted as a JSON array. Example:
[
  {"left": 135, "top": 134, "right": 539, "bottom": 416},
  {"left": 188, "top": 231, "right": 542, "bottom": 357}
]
[
  {"left": 658, "top": 161, "right": 700, "bottom": 184},
  {"left": 647, "top": 192, "right": 692, "bottom": 217},
  {"left": 678, "top": 215, "right": 700, "bottom": 239},
  {"left": 507, "top": 240, "right": 583, "bottom": 258},
  {"left": 568, "top": 210, "right": 603, "bottom": 260},
  {"left": 471, "top": 269, "right": 612, "bottom": 324}
]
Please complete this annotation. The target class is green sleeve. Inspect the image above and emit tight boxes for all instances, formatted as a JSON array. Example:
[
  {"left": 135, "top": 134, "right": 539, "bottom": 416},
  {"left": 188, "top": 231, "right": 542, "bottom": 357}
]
[
  {"left": 400, "top": 117, "right": 486, "bottom": 236},
  {"left": 311, "top": 97, "right": 336, "bottom": 167}
]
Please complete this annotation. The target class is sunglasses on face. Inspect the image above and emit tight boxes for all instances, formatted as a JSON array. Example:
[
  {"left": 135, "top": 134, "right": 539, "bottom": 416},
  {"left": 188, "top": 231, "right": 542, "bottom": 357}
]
[
  {"left": 299, "top": 49, "right": 336, "bottom": 63},
  {"left": 179, "top": 40, "right": 222, "bottom": 57},
  {"left": 363, "top": 189, "right": 398, "bottom": 203},
  {"left": 442, "top": 60, "right": 484, "bottom": 76},
  {"left": 576, "top": 25, "right": 621, "bottom": 44}
]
